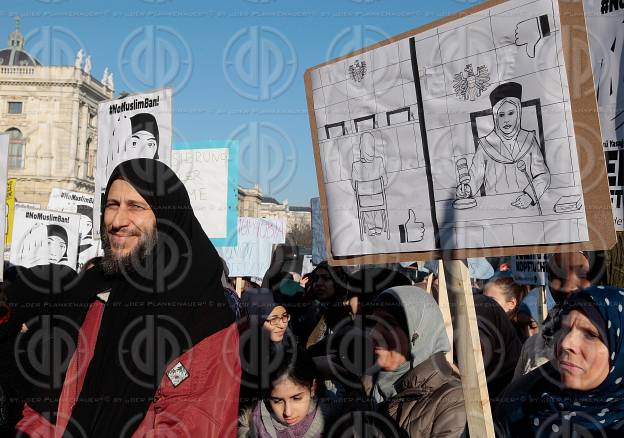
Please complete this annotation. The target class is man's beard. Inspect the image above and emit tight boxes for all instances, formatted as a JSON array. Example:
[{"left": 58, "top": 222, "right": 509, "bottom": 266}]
[{"left": 101, "top": 228, "right": 158, "bottom": 275}]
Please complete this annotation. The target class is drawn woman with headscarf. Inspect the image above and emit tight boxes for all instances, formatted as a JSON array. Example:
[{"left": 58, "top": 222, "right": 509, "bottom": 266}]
[
  {"left": 46, "top": 224, "right": 68, "bottom": 264},
  {"left": 104, "top": 113, "right": 160, "bottom": 180},
  {"left": 456, "top": 82, "right": 550, "bottom": 209},
  {"left": 351, "top": 132, "right": 388, "bottom": 236}
]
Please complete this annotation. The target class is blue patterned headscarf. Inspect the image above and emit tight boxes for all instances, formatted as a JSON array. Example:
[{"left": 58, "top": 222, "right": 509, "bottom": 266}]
[{"left": 529, "top": 285, "right": 624, "bottom": 435}]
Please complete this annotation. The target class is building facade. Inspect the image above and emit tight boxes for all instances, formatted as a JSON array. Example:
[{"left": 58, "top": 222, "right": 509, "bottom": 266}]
[
  {"left": 0, "top": 18, "right": 113, "bottom": 206},
  {"left": 238, "top": 185, "right": 311, "bottom": 233}
]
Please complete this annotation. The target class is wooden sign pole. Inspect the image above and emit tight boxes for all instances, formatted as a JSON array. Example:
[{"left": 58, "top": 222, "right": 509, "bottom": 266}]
[
  {"left": 539, "top": 285, "right": 548, "bottom": 323},
  {"left": 436, "top": 260, "right": 454, "bottom": 364},
  {"left": 235, "top": 277, "right": 244, "bottom": 297},
  {"left": 443, "top": 260, "right": 495, "bottom": 438},
  {"left": 425, "top": 272, "right": 434, "bottom": 294}
]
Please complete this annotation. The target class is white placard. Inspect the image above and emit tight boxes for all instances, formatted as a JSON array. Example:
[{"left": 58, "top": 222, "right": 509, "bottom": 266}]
[
  {"left": 0, "top": 134, "right": 8, "bottom": 280},
  {"left": 309, "top": 0, "right": 589, "bottom": 258},
  {"left": 171, "top": 142, "right": 238, "bottom": 247},
  {"left": 583, "top": 0, "right": 624, "bottom": 231},
  {"left": 217, "top": 217, "right": 286, "bottom": 278},
  {"left": 94, "top": 88, "right": 173, "bottom": 237},
  {"left": 311, "top": 197, "right": 327, "bottom": 265},
  {"left": 10, "top": 207, "right": 81, "bottom": 271},
  {"left": 48, "top": 188, "right": 98, "bottom": 270}
]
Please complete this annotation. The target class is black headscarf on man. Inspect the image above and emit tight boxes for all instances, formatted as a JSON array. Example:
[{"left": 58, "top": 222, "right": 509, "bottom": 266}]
[{"left": 63, "top": 158, "right": 235, "bottom": 437}]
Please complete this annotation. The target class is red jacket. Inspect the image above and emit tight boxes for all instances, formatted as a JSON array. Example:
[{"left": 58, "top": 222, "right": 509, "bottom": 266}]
[{"left": 16, "top": 300, "right": 241, "bottom": 437}]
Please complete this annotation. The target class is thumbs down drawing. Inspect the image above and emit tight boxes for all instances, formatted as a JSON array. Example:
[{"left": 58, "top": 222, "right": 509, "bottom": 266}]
[{"left": 515, "top": 14, "right": 551, "bottom": 58}]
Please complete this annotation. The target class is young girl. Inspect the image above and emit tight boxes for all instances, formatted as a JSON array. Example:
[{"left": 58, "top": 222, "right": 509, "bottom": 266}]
[{"left": 238, "top": 352, "right": 334, "bottom": 438}]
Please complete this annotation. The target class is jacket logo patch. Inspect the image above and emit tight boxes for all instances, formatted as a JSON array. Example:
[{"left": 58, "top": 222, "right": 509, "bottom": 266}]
[{"left": 167, "top": 362, "right": 189, "bottom": 387}]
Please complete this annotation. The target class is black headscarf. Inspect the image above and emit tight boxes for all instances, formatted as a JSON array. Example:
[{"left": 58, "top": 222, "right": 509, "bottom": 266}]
[
  {"left": 472, "top": 294, "right": 522, "bottom": 400},
  {"left": 58, "top": 159, "right": 235, "bottom": 437}
]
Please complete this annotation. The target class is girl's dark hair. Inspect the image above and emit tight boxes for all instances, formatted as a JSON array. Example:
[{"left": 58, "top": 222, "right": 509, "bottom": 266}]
[
  {"left": 268, "top": 351, "right": 316, "bottom": 392},
  {"left": 484, "top": 276, "right": 526, "bottom": 319}
]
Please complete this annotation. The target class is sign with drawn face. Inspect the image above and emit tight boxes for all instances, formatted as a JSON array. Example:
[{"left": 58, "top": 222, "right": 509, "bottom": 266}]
[
  {"left": 48, "top": 188, "right": 99, "bottom": 270},
  {"left": 305, "top": 0, "right": 614, "bottom": 264},
  {"left": 0, "top": 134, "right": 8, "bottom": 281},
  {"left": 10, "top": 207, "right": 81, "bottom": 271},
  {"left": 94, "top": 88, "right": 173, "bottom": 238}
]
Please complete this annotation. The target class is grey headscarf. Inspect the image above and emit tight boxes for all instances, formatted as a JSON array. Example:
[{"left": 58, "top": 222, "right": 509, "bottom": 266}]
[{"left": 372, "top": 286, "right": 450, "bottom": 403}]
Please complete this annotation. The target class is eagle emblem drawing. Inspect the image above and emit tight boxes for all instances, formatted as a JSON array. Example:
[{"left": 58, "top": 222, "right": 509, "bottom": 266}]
[
  {"left": 453, "top": 64, "right": 490, "bottom": 101},
  {"left": 349, "top": 59, "right": 367, "bottom": 83}
]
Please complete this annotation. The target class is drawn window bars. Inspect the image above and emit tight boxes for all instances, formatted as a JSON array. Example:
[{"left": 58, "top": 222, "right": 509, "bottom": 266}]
[{"left": 323, "top": 106, "right": 415, "bottom": 140}]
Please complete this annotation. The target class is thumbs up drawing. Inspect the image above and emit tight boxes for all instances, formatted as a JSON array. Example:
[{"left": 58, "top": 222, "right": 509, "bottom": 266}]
[{"left": 399, "top": 209, "right": 425, "bottom": 243}]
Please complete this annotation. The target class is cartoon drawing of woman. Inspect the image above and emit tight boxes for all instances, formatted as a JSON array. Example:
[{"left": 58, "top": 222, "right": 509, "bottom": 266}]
[
  {"left": 456, "top": 82, "right": 550, "bottom": 209},
  {"left": 351, "top": 132, "right": 388, "bottom": 236}
]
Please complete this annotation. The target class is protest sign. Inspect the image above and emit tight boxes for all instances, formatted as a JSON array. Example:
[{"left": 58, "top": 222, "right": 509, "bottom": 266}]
[
  {"left": 311, "top": 197, "right": 327, "bottom": 265},
  {"left": 218, "top": 217, "right": 285, "bottom": 278},
  {"left": 10, "top": 207, "right": 81, "bottom": 271},
  {"left": 172, "top": 141, "right": 238, "bottom": 247},
  {"left": 510, "top": 254, "right": 548, "bottom": 286},
  {"left": 305, "top": 0, "right": 615, "bottom": 265},
  {"left": 94, "top": 88, "right": 173, "bottom": 237},
  {"left": 301, "top": 254, "right": 314, "bottom": 276},
  {"left": 583, "top": 0, "right": 624, "bottom": 231},
  {"left": 0, "top": 134, "right": 8, "bottom": 279},
  {"left": 4, "top": 178, "right": 15, "bottom": 247},
  {"left": 48, "top": 188, "right": 98, "bottom": 270},
  {"left": 15, "top": 202, "right": 40, "bottom": 210}
]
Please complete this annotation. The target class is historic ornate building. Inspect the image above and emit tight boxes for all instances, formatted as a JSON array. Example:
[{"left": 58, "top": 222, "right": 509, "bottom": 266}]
[
  {"left": 0, "top": 18, "right": 113, "bottom": 206},
  {"left": 238, "top": 185, "right": 311, "bottom": 232}
]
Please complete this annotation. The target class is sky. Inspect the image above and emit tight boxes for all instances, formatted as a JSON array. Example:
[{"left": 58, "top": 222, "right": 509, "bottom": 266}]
[{"left": 1, "top": 0, "right": 475, "bottom": 206}]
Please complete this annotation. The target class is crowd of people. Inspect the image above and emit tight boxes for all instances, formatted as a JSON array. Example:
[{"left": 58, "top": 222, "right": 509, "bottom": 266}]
[{"left": 0, "top": 158, "right": 621, "bottom": 437}]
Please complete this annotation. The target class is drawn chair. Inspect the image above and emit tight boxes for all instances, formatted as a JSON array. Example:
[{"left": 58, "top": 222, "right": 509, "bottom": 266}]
[{"left": 354, "top": 178, "right": 391, "bottom": 241}]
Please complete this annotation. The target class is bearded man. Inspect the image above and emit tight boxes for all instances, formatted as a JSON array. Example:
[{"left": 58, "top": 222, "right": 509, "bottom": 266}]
[{"left": 11, "top": 159, "right": 240, "bottom": 437}]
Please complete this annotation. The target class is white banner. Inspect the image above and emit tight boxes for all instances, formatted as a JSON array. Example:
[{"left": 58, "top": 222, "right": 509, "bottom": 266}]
[
  {"left": 94, "top": 88, "right": 173, "bottom": 237},
  {"left": 10, "top": 207, "right": 81, "bottom": 271}
]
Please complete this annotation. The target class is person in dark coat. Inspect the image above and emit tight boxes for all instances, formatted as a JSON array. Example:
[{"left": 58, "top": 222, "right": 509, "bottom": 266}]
[
  {"left": 362, "top": 286, "right": 466, "bottom": 438},
  {"left": 10, "top": 159, "right": 240, "bottom": 437},
  {"left": 472, "top": 294, "right": 523, "bottom": 401},
  {"left": 239, "top": 288, "right": 297, "bottom": 413}
]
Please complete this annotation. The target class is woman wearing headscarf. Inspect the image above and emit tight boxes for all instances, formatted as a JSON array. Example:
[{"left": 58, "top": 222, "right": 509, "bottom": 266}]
[
  {"left": 456, "top": 82, "right": 550, "bottom": 209},
  {"left": 239, "top": 288, "right": 297, "bottom": 413},
  {"left": 496, "top": 285, "right": 624, "bottom": 437},
  {"left": 364, "top": 286, "right": 466, "bottom": 437},
  {"left": 12, "top": 159, "right": 240, "bottom": 437}
]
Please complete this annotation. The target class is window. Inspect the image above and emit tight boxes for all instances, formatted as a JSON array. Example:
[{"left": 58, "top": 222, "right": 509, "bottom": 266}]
[
  {"left": 8, "top": 102, "right": 22, "bottom": 114},
  {"left": 86, "top": 139, "right": 96, "bottom": 179},
  {"left": 6, "top": 128, "right": 24, "bottom": 169}
]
